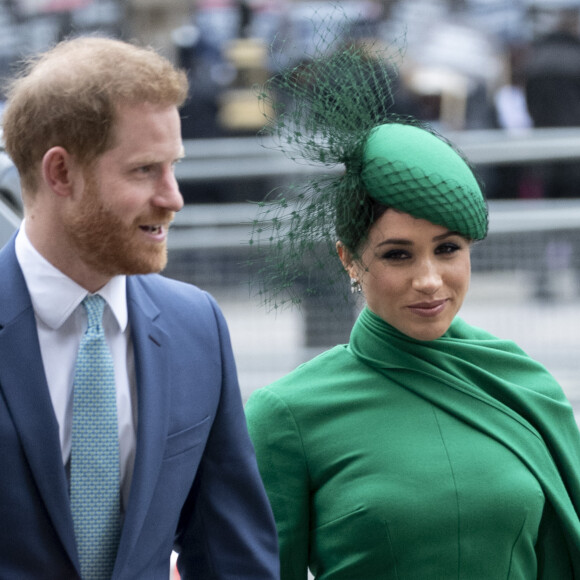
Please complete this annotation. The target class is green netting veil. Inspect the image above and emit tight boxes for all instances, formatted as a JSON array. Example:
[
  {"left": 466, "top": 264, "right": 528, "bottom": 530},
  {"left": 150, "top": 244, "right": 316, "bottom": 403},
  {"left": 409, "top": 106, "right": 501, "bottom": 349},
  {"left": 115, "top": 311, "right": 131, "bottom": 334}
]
[{"left": 248, "top": 7, "right": 488, "bottom": 311}]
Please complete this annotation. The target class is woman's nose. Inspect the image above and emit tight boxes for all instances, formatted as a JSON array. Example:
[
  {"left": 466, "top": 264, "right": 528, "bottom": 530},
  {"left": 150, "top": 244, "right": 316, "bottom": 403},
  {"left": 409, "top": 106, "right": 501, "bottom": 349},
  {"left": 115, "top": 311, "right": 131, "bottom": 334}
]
[{"left": 412, "top": 261, "right": 442, "bottom": 293}]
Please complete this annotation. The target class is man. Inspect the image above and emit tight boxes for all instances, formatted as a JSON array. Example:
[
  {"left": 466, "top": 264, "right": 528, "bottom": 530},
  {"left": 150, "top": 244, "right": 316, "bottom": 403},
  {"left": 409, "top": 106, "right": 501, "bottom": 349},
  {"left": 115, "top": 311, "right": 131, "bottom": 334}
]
[{"left": 0, "top": 36, "right": 279, "bottom": 579}]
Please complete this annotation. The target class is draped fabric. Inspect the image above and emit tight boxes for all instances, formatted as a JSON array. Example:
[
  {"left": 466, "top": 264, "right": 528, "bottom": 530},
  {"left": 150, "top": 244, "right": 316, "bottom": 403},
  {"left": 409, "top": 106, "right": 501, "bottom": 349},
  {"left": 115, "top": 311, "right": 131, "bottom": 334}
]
[
  {"left": 246, "top": 306, "right": 580, "bottom": 579},
  {"left": 349, "top": 307, "right": 580, "bottom": 571}
]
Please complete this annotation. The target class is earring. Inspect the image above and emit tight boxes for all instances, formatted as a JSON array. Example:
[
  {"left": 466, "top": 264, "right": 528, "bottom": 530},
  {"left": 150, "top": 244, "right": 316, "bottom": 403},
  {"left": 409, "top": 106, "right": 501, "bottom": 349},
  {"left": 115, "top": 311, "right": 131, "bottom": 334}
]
[{"left": 350, "top": 278, "right": 362, "bottom": 294}]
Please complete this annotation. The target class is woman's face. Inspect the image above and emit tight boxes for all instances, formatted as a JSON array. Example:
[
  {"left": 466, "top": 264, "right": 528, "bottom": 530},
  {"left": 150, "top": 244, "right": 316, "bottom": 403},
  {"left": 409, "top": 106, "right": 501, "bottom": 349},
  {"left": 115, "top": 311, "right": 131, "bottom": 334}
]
[{"left": 339, "top": 209, "right": 471, "bottom": 341}]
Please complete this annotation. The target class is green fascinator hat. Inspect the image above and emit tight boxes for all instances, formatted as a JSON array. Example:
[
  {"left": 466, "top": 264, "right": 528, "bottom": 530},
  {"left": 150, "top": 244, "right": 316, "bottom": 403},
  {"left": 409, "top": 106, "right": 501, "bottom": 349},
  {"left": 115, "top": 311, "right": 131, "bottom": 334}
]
[
  {"left": 249, "top": 7, "right": 488, "bottom": 310},
  {"left": 361, "top": 123, "right": 488, "bottom": 240}
]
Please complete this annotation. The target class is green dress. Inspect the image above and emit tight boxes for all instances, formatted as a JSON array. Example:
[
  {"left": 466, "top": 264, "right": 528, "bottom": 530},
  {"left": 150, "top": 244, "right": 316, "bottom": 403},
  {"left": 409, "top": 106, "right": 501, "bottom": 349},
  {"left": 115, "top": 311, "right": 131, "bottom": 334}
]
[{"left": 245, "top": 307, "right": 580, "bottom": 579}]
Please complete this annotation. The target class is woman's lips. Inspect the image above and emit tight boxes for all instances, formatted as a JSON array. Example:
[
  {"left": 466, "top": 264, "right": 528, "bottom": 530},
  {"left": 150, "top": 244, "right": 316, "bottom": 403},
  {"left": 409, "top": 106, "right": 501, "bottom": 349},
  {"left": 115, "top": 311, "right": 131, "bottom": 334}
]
[{"left": 407, "top": 299, "right": 447, "bottom": 317}]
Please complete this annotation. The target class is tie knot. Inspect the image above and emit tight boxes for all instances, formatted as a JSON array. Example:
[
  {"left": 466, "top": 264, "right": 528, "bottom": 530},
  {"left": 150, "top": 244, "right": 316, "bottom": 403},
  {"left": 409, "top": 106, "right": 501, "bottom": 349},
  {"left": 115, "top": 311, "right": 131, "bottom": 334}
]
[{"left": 82, "top": 294, "right": 106, "bottom": 331}]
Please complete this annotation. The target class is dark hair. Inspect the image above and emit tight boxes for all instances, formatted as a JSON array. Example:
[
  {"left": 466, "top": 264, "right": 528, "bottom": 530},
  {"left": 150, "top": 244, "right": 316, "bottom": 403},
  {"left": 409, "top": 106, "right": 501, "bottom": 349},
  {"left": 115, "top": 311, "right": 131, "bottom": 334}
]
[{"left": 335, "top": 185, "right": 390, "bottom": 256}]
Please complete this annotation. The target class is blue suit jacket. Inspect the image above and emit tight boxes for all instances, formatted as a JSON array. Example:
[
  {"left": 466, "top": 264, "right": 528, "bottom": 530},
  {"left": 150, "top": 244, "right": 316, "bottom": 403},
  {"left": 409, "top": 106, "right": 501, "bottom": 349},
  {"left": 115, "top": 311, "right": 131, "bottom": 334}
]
[{"left": 0, "top": 236, "right": 279, "bottom": 579}]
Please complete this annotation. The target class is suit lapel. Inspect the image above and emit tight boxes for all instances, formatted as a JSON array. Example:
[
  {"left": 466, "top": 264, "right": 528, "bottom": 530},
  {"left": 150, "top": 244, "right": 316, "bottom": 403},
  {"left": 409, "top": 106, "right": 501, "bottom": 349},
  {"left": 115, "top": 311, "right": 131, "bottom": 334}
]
[
  {"left": 0, "top": 238, "right": 79, "bottom": 568},
  {"left": 114, "top": 276, "right": 171, "bottom": 575}
]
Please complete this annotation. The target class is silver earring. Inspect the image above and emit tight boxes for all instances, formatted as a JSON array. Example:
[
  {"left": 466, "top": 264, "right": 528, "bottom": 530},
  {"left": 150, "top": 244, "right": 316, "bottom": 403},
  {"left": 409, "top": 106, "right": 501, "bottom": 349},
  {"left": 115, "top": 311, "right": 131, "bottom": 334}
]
[{"left": 350, "top": 278, "right": 362, "bottom": 294}]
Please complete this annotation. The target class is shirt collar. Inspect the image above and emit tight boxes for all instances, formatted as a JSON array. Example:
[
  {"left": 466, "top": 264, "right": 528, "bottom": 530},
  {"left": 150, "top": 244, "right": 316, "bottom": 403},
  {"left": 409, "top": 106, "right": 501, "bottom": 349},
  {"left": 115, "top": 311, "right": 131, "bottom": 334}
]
[{"left": 15, "top": 222, "right": 128, "bottom": 331}]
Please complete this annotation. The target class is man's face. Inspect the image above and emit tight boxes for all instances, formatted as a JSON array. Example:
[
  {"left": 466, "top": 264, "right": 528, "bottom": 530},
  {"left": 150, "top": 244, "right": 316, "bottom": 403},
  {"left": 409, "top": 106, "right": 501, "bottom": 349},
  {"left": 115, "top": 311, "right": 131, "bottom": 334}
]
[{"left": 62, "top": 102, "right": 184, "bottom": 281}]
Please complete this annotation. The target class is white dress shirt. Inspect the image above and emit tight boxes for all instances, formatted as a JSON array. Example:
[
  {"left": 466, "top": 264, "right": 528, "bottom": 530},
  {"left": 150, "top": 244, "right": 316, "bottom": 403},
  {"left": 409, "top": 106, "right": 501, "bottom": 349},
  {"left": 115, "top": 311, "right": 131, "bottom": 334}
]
[{"left": 15, "top": 224, "right": 137, "bottom": 510}]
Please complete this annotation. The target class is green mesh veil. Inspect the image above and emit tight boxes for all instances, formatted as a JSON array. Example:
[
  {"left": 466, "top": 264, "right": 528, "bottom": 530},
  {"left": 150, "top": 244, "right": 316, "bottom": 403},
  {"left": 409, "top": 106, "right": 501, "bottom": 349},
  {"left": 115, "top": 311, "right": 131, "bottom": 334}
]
[{"left": 248, "top": 5, "right": 488, "bottom": 311}]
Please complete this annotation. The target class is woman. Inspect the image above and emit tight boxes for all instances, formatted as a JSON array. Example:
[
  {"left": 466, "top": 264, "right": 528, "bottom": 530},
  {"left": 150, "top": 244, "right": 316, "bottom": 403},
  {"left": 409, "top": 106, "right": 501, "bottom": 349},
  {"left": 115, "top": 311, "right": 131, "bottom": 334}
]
[{"left": 245, "top": 17, "right": 580, "bottom": 579}]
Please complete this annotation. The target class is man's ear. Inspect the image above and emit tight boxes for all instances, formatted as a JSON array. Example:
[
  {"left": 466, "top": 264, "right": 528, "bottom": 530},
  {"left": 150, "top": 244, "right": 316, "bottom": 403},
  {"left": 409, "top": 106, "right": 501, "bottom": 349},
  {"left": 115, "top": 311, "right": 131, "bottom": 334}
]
[{"left": 41, "top": 146, "right": 81, "bottom": 197}]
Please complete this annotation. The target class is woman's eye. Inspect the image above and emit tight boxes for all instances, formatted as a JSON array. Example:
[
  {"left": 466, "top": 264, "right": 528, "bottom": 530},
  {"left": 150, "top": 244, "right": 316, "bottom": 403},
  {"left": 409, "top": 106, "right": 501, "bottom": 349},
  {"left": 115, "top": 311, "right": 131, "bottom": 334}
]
[
  {"left": 382, "top": 249, "right": 409, "bottom": 261},
  {"left": 436, "top": 242, "right": 461, "bottom": 255}
]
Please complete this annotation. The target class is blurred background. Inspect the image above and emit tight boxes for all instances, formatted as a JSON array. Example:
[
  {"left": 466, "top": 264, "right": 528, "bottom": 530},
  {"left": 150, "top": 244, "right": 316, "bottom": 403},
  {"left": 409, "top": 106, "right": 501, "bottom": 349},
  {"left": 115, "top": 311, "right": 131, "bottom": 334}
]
[{"left": 2, "top": 0, "right": 580, "bottom": 422}]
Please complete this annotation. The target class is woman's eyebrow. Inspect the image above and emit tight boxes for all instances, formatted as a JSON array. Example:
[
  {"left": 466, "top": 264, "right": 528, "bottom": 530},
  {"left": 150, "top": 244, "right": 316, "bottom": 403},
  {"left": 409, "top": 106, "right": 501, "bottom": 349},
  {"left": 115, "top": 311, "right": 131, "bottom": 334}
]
[
  {"left": 376, "top": 230, "right": 459, "bottom": 248},
  {"left": 433, "top": 231, "right": 460, "bottom": 242},
  {"left": 376, "top": 238, "right": 412, "bottom": 248}
]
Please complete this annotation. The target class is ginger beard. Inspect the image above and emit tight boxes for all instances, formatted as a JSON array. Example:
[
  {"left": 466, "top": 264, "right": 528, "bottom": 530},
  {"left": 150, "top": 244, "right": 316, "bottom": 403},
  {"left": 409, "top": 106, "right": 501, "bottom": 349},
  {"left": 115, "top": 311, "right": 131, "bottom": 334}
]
[{"left": 62, "top": 172, "right": 174, "bottom": 277}]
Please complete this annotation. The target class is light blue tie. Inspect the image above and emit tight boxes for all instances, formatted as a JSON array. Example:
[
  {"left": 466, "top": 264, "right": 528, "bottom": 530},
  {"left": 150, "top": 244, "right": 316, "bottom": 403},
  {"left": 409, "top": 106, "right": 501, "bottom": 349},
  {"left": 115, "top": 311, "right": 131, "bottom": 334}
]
[{"left": 70, "top": 294, "right": 121, "bottom": 580}]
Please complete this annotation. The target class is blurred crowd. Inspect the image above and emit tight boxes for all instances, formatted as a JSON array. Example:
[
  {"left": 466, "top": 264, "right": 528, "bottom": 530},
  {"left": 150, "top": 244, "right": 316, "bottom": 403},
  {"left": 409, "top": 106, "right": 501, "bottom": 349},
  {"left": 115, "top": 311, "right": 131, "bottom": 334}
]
[
  {"left": 171, "top": 0, "right": 580, "bottom": 200},
  {"left": 3, "top": 0, "right": 580, "bottom": 201}
]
